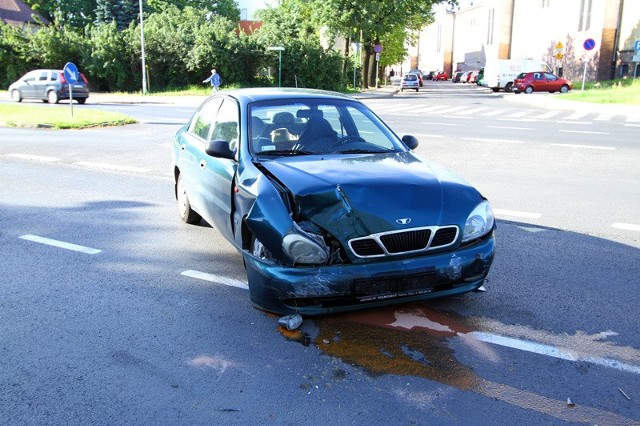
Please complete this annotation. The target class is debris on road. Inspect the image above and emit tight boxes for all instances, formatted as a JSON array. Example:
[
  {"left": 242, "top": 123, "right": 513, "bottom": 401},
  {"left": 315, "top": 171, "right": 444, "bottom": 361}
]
[
  {"left": 618, "top": 388, "right": 631, "bottom": 400},
  {"left": 278, "top": 313, "right": 303, "bottom": 330}
]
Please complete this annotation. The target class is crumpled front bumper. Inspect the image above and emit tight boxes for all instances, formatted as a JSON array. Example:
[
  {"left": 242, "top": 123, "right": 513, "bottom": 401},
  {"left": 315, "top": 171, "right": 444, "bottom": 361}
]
[{"left": 243, "top": 233, "right": 495, "bottom": 316}]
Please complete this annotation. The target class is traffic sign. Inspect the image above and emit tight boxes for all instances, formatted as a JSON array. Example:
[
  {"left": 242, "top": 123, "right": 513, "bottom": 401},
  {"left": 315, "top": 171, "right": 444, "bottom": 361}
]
[
  {"left": 583, "top": 38, "right": 596, "bottom": 51},
  {"left": 554, "top": 41, "right": 564, "bottom": 60},
  {"left": 635, "top": 40, "right": 640, "bottom": 54},
  {"left": 374, "top": 44, "right": 383, "bottom": 53},
  {"left": 63, "top": 62, "right": 79, "bottom": 84}
]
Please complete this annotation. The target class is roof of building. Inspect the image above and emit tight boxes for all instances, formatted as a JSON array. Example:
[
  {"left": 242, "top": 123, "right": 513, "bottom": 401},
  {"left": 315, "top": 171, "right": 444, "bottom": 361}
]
[
  {"left": 0, "top": 0, "right": 49, "bottom": 26},
  {"left": 237, "top": 20, "right": 263, "bottom": 35}
]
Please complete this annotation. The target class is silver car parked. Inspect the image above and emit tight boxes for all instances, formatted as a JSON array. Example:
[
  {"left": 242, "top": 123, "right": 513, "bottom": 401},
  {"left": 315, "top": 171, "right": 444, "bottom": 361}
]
[{"left": 8, "top": 69, "right": 90, "bottom": 104}]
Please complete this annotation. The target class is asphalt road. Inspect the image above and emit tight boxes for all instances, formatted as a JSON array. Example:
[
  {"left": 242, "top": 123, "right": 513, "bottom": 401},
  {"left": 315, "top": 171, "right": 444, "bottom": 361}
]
[{"left": 1, "top": 82, "right": 639, "bottom": 425}]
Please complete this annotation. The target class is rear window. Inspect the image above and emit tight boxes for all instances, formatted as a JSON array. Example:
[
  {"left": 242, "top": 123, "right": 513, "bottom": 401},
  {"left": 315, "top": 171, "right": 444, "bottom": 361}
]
[
  {"left": 404, "top": 74, "right": 417, "bottom": 81},
  {"left": 516, "top": 73, "right": 526, "bottom": 79}
]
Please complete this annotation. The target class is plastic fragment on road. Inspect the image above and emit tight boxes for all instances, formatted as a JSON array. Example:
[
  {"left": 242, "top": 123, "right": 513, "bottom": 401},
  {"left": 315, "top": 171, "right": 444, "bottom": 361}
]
[
  {"left": 278, "top": 313, "right": 303, "bottom": 330},
  {"left": 566, "top": 397, "right": 576, "bottom": 408},
  {"left": 618, "top": 388, "right": 631, "bottom": 400}
]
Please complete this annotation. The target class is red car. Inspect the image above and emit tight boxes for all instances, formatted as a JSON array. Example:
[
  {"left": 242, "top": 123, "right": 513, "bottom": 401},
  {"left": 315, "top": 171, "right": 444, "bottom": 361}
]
[
  {"left": 513, "top": 71, "right": 572, "bottom": 94},
  {"left": 435, "top": 71, "right": 448, "bottom": 81}
]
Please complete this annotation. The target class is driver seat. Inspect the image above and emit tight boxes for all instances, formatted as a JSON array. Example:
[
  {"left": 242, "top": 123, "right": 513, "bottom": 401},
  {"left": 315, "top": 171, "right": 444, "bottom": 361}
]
[{"left": 296, "top": 111, "right": 337, "bottom": 153}]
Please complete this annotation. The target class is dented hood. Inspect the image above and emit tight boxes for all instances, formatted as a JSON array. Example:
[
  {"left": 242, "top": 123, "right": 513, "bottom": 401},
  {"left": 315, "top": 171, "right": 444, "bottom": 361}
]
[{"left": 260, "top": 152, "right": 483, "bottom": 238}]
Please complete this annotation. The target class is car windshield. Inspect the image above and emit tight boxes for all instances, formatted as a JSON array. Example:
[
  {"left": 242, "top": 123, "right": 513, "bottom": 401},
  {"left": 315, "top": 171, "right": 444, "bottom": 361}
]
[{"left": 249, "top": 99, "right": 405, "bottom": 156}]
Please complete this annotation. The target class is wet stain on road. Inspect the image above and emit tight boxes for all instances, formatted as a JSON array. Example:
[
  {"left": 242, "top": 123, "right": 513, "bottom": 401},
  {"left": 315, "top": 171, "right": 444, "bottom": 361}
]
[{"left": 313, "top": 303, "right": 479, "bottom": 389}]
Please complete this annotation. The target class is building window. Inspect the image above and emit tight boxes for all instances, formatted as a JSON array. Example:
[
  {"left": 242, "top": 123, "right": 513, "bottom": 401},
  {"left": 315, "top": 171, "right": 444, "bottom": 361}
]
[
  {"left": 240, "top": 8, "right": 248, "bottom": 20},
  {"left": 437, "top": 25, "right": 442, "bottom": 53},
  {"left": 578, "top": 0, "right": 592, "bottom": 31},
  {"left": 487, "top": 8, "right": 495, "bottom": 45},
  {"left": 542, "top": 0, "right": 550, "bottom": 7}
]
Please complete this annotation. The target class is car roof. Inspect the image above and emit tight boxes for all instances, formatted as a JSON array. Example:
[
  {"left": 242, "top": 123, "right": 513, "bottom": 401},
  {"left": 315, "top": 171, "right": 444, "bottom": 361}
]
[{"left": 219, "top": 87, "right": 356, "bottom": 103}]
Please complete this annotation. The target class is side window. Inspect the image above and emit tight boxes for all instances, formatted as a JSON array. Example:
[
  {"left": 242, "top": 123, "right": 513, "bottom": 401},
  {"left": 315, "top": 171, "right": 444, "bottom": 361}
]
[
  {"left": 545, "top": 73, "right": 557, "bottom": 81},
  {"left": 24, "top": 72, "right": 37, "bottom": 83},
  {"left": 188, "top": 97, "right": 222, "bottom": 141},
  {"left": 51, "top": 72, "right": 58, "bottom": 81},
  {"left": 211, "top": 99, "right": 240, "bottom": 150},
  {"left": 38, "top": 71, "right": 48, "bottom": 81}
]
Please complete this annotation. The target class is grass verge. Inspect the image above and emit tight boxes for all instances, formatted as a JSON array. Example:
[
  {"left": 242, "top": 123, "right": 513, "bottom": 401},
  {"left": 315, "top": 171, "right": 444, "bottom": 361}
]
[
  {"left": 0, "top": 104, "right": 137, "bottom": 129},
  {"left": 564, "top": 78, "right": 640, "bottom": 104}
]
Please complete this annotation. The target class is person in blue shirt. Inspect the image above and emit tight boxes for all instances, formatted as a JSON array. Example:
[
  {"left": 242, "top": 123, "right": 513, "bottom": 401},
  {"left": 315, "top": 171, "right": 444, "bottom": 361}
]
[{"left": 203, "top": 68, "right": 222, "bottom": 94}]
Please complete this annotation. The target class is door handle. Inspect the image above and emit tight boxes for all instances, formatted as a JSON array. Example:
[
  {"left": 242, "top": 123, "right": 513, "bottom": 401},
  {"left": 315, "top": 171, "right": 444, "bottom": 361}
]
[{"left": 200, "top": 160, "right": 206, "bottom": 169}]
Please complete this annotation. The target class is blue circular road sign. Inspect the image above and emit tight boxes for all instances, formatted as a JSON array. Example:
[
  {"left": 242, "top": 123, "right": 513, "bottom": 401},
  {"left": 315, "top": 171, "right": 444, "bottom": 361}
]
[
  {"left": 583, "top": 38, "right": 596, "bottom": 51},
  {"left": 63, "top": 62, "right": 79, "bottom": 84}
]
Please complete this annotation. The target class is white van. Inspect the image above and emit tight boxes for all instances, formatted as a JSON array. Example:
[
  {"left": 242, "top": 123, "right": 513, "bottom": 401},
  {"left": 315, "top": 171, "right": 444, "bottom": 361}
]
[{"left": 481, "top": 59, "right": 551, "bottom": 92}]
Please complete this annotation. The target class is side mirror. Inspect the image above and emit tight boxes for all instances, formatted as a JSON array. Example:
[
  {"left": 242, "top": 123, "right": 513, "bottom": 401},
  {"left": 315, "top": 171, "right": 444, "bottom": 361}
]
[
  {"left": 205, "top": 139, "right": 235, "bottom": 160},
  {"left": 402, "top": 135, "right": 419, "bottom": 150}
]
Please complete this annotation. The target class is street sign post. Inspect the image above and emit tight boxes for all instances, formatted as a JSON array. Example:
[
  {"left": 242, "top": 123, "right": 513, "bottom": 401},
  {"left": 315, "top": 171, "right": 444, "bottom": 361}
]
[
  {"left": 374, "top": 44, "right": 382, "bottom": 87},
  {"left": 63, "top": 62, "right": 79, "bottom": 117},
  {"left": 635, "top": 40, "right": 640, "bottom": 78},
  {"left": 581, "top": 38, "right": 596, "bottom": 91},
  {"left": 267, "top": 46, "right": 285, "bottom": 87}
]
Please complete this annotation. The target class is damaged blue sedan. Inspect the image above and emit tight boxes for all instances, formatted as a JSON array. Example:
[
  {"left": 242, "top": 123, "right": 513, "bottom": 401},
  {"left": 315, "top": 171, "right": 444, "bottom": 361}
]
[{"left": 172, "top": 88, "right": 495, "bottom": 316}]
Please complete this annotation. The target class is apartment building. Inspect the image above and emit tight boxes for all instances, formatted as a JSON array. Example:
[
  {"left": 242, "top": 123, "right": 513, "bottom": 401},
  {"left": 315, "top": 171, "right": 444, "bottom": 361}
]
[{"left": 410, "top": 0, "right": 639, "bottom": 81}]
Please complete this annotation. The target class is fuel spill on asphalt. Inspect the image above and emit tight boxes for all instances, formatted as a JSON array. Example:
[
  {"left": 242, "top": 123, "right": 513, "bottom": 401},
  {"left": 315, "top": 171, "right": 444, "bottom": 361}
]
[{"left": 306, "top": 304, "right": 638, "bottom": 425}]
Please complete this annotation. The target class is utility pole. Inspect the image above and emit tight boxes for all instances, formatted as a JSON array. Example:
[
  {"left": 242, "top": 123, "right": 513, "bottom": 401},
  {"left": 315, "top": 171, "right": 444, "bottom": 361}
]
[{"left": 139, "top": 0, "right": 147, "bottom": 94}]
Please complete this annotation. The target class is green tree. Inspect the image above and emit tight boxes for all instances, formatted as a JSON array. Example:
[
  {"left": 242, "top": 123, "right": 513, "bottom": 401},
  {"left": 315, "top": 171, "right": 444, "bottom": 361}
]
[
  {"left": 94, "top": 0, "right": 140, "bottom": 30},
  {"left": 23, "top": 0, "right": 98, "bottom": 29},
  {"left": 86, "top": 22, "right": 138, "bottom": 91},
  {"left": 0, "top": 22, "right": 31, "bottom": 87},
  {"left": 147, "top": 0, "right": 240, "bottom": 20}
]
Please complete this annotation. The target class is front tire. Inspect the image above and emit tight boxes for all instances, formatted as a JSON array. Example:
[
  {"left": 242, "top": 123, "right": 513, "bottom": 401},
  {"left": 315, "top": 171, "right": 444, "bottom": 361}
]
[
  {"left": 560, "top": 85, "right": 569, "bottom": 94},
  {"left": 11, "top": 90, "right": 22, "bottom": 102},
  {"left": 47, "top": 91, "right": 59, "bottom": 104},
  {"left": 77, "top": 98, "right": 86, "bottom": 104},
  {"left": 177, "top": 174, "right": 201, "bottom": 224}
]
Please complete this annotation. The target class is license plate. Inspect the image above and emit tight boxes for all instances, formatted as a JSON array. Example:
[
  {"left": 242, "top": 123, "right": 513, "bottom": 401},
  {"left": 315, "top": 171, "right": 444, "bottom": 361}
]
[{"left": 73, "top": 84, "right": 83, "bottom": 88}]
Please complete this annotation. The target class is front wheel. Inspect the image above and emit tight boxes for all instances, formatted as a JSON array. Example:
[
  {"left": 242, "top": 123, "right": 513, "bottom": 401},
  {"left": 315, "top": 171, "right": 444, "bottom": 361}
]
[
  {"left": 11, "top": 90, "right": 22, "bottom": 102},
  {"left": 47, "top": 91, "right": 59, "bottom": 104},
  {"left": 176, "top": 174, "right": 201, "bottom": 224},
  {"left": 559, "top": 85, "right": 569, "bottom": 94},
  {"left": 77, "top": 98, "right": 86, "bottom": 104},
  {"left": 524, "top": 86, "right": 534, "bottom": 94}
]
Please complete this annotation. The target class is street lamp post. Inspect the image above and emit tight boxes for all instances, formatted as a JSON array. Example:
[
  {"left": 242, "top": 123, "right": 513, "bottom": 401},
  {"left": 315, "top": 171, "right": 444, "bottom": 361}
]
[
  {"left": 267, "top": 46, "right": 285, "bottom": 87},
  {"left": 138, "top": 0, "right": 147, "bottom": 94}
]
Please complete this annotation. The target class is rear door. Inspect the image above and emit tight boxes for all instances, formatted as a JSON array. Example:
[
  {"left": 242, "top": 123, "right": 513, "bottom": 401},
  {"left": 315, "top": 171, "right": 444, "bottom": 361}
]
[{"left": 33, "top": 70, "right": 51, "bottom": 100}]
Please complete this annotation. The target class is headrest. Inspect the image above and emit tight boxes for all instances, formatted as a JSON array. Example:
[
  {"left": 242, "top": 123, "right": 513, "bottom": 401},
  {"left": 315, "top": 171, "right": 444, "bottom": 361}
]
[
  {"left": 272, "top": 111, "right": 295, "bottom": 124},
  {"left": 296, "top": 109, "right": 323, "bottom": 119}
]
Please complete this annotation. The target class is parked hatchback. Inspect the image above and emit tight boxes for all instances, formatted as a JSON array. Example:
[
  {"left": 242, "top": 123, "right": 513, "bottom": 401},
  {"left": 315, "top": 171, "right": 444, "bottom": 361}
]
[
  {"left": 8, "top": 69, "right": 90, "bottom": 104},
  {"left": 513, "top": 71, "right": 572, "bottom": 94},
  {"left": 401, "top": 73, "right": 420, "bottom": 91}
]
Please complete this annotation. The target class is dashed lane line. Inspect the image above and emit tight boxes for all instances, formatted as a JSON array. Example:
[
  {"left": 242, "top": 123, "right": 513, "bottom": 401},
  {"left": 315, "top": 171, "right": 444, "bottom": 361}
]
[
  {"left": 19, "top": 235, "right": 101, "bottom": 254},
  {"left": 180, "top": 270, "right": 249, "bottom": 290},
  {"left": 549, "top": 143, "right": 615, "bottom": 150}
]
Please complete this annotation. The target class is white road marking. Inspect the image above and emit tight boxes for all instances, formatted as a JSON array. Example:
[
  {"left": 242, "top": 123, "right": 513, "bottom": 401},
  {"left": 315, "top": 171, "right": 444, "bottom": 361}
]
[
  {"left": 536, "top": 110, "right": 562, "bottom": 119},
  {"left": 411, "top": 133, "right": 444, "bottom": 139},
  {"left": 549, "top": 143, "right": 615, "bottom": 150},
  {"left": 612, "top": 222, "right": 640, "bottom": 232},
  {"left": 504, "top": 110, "right": 532, "bottom": 118},
  {"left": 517, "top": 226, "right": 547, "bottom": 233},
  {"left": 5, "top": 153, "right": 60, "bottom": 162},
  {"left": 487, "top": 125, "right": 534, "bottom": 131},
  {"left": 422, "top": 122, "right": 461, "bottom": 126},
  {"left": 594, "top": 112, "right": 616, "bottom": 121},
  {"left": 556, "top": 120, "right": 591, "bottom": 125},
  {"left": 73, "top": 161, "right": 152, "bottom": 173},
  {"left": 472, "top": 332, "right": 640, "bottom": 375},
  {"left": 479, "top": 109, "right": 507, "bottom": 117},
  {"left": 564, "top": 111, "right": 589, "bottom": 120},
  {"left": 624, "top": 123, "right": 640, "bottom": 127},
  {"left": 493, "top": 209, "right": 542, "bottom": 219},
  {"left": 181, "top": 270, "right": 249, "bottom": 290},
  {"left": 19, "top": 235, "right": 101, "bottom": 254},
  {"left": 558, "top": 130, "right": 609, "bottom": 135},
  {"left": 461, "top": 137, "right": 524, "bottom": 144}
]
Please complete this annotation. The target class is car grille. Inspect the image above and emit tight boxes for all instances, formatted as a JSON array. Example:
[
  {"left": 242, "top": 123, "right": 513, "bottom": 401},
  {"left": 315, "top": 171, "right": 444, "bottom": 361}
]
[{"left": 349, "top": 225, "right": 459, "bottom": 258}]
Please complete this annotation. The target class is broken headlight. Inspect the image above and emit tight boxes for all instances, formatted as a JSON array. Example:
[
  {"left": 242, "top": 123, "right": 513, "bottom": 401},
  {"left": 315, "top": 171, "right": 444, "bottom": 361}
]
[{"left": 283, "top": 222, "right": 330, "bottom": 264}]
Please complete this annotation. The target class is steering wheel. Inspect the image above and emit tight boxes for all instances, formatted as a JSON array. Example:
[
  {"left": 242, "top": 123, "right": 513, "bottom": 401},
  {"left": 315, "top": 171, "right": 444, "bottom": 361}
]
[{"left": 331, "top": 135, "right": 366, "bottom": 150}]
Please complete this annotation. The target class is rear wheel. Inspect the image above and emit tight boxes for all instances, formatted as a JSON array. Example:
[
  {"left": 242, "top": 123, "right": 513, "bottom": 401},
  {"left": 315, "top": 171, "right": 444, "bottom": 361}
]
[
  {"left": 77, "top": 98, "right": 86, "bottom": 104},
  {"left": 47, "top": 91, "right": 59, "bottom": 104},
  {"left": 559, "top": 85, "right": 569, "bottom": 94},
  {"left": 11, "top": 90, "right": 22, "bottom": 102},
  {"left": 504, "top": 82, "right": 513, "bottom": 92},
  {"left": 524, "top": 86, "right": 534, "bottom": 94},
  {"left": 177, "top": 174, "right": 201, "bottom": 224}
]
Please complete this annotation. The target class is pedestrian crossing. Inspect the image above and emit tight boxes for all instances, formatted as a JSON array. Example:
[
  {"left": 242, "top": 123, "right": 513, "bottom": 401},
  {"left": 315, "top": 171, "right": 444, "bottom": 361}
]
[{"left": 364, "top": 101, "right": 640, "bottom": 124}]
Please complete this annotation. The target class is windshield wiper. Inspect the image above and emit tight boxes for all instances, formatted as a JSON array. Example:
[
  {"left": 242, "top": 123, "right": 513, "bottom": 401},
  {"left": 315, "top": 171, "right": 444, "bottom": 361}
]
[
  {"left": 334, "top": 148, "right": 389, "bottom": 154},
  {"left": 257, "top": 150, "right": 312, "bottom": 156}
]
